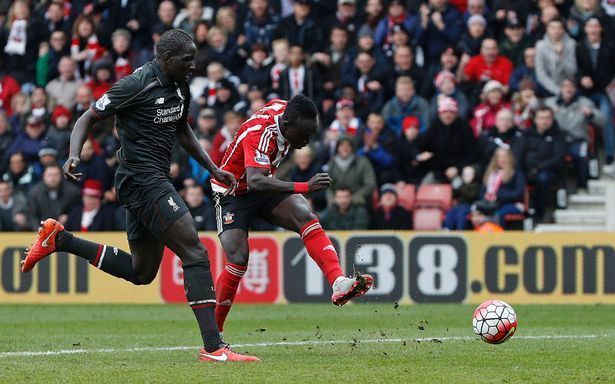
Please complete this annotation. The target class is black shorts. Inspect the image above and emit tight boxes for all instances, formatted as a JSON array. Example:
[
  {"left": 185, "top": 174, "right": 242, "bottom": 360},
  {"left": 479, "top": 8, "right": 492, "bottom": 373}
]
[
  {"left": 115, "top": 167, "right": 189, "bottom": 241},
  {"left": 213, "top": 192, "right": 291, "bottom": 235}
]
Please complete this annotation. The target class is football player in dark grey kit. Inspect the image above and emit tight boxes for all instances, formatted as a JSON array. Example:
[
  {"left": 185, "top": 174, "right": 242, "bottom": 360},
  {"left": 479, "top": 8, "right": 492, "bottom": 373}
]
[{"left": 22, "top": 29, "right": 259, "bottom": 362}]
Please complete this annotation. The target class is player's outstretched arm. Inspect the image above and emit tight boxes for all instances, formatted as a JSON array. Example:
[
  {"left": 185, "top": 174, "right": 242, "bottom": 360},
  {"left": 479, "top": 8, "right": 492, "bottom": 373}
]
[
  {"left": 247, "top": 167, "right": 331, "bottom": 194},
  {"left": 176, "top": 122, "right": 237, "bottom": 193},
  {"left": 63, "top": 108, "right": 99, "bottom": 181}
]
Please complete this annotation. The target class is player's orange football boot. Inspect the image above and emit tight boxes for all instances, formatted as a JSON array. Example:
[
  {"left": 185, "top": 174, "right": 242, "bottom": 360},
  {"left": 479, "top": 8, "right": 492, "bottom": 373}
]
[
  {"left": 331, "top": 273, "right": 374, "bottom": 307},
  {"left": 21, "top": 219, "right": 64, "bottom": 273},
  {"left": 199, "top": 345, "right": 261, "bottom": 362}
]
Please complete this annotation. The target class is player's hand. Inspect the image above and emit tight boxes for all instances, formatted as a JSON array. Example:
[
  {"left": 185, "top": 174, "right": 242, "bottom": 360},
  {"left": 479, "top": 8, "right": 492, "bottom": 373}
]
[
  {"left": 212, "top": 168, "right": 237, "bottom": 196},
  {"left": 62, "top": 156, "right": 82, "bottom": 182},
  {"left": 308, "top": 173, "right": 332, "bottom": 192}
]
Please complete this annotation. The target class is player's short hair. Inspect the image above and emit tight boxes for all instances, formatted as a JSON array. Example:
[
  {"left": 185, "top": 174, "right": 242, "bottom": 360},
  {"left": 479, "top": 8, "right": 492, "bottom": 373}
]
[
  {"left": 284, "top": 94, "right": 318, "bottom": 125},
  {"left": 155, "top": 29, "right": 194, "bottom": 58}
]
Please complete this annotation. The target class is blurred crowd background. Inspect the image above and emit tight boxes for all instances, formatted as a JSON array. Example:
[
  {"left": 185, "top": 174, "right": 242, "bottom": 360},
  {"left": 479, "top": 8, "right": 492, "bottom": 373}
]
[{"left": 0, "top": 0, "right": 614, "bottom": 233}]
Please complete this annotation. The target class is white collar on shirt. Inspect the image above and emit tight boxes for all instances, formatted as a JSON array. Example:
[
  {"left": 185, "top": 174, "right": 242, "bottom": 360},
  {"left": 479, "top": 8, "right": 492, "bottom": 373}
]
[{"left": 275, "top": 114, "right": 287, "bottom": 143}]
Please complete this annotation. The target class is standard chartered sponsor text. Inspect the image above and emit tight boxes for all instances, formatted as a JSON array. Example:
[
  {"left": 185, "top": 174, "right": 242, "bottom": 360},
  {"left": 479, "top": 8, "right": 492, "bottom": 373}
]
[{"left": 154, "top": 105, "right": 182, "bottom": 123}]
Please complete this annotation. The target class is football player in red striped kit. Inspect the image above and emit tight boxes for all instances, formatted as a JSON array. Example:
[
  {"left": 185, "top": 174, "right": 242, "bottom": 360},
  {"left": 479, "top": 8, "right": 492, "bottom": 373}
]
[{"left": 212, "top": 94, "right": 374, "bottom": 334}]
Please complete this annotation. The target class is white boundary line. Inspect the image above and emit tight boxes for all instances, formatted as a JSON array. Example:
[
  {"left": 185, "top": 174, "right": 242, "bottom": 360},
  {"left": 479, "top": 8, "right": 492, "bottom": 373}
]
[{"left": 0, "top": 335, "right": 606, "bottom": 358}]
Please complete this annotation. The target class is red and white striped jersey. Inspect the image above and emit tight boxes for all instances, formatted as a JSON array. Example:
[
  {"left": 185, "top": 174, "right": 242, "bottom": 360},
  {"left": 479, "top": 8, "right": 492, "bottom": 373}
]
[{"left": 211, "top": 99, "right": 290, "bottom": 195}]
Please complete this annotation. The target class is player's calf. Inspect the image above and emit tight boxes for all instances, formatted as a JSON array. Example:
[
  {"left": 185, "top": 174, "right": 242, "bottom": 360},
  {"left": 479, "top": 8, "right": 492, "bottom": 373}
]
[
  {"left": 300, "top": 218, "right": 345, "bottom": 286},
  {"left": 215, "top": 263, "right": 246, "bottom": 332}
]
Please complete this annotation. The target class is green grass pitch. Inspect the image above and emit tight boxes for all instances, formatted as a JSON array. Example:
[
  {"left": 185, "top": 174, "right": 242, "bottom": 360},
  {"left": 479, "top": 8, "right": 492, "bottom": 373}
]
[{"left": 0, "top": 304, "right": 613, "bottom": 383}]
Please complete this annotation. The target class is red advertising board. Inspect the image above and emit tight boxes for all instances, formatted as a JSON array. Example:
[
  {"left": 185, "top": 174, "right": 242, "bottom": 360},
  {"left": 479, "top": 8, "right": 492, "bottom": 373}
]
[
  {"left": 224, "top": 236, "right": 280, "bottom": 303},
  {"left": 160, "top": 236, "right": 219, "bottom": 303}
]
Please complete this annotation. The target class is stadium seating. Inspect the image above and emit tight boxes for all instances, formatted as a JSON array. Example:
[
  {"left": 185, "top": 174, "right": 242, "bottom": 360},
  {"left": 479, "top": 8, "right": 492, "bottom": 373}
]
[
  {"left": 395, "top": 182, "right": 416, "bottom": 211},
  {"left": 415, "top": 184, "right": 453, "bottom": 211},
  {"left": 413, "top": 208, "right": 443, "bottom": 231}
]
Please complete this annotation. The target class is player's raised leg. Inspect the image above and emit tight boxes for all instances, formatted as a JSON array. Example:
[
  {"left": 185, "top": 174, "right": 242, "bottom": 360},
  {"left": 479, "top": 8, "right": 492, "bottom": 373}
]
[
  {"left": 160, "top": 212, "right": 259, "bottom": 362},
  {"left": 215, "top": 228, "right": 250, "bottom": 332},
  {"left": 269, "top": 195, "right": 373, "bottom": 306}
]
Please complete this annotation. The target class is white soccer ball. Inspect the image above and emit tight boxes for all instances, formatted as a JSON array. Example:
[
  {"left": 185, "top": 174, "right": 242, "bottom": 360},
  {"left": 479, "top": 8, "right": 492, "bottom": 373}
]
[{"left": 472, "top": 299, "right": 517, "bottom": 344}]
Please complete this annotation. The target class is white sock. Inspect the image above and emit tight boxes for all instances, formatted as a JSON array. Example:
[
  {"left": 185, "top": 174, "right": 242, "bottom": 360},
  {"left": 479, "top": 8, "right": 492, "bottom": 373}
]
[{"left": 332, "top": 276, "right": 347, "bottom": 289}]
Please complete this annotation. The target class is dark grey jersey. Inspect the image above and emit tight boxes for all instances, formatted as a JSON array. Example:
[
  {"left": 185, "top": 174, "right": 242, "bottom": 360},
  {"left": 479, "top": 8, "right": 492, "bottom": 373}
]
[{"left": 92, "top": 60, "right": 189, "bottom": 178}]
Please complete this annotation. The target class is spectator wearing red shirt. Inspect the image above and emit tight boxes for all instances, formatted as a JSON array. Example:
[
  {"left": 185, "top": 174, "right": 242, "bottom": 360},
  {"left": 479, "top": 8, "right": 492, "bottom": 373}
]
[
  {"left": 470, "top": 80, "right": 511, "bottom": 136},
  {"left": 87, "top": 61, "right": 114, "bottom": 100},
  {"left": 463, "top": 38, "right": 514, "bottom": 86}
]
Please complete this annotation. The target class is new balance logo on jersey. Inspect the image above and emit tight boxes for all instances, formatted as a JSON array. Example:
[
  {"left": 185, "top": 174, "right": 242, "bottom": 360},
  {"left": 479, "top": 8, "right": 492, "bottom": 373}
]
[
  {"left": 168, "top": 196, "right": 180, "bottom": 211},
  {"left": 155, "top": 97, "right": 165, "bottom": 105}
]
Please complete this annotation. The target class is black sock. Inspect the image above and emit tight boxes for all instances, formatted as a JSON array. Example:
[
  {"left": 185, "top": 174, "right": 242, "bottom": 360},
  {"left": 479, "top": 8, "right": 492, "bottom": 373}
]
[
  {"left": 183, "top": 259, "right": 222, "bottom": 352},
  {"left": 56, "top": 230, "right": 138, "bottom": 283}
]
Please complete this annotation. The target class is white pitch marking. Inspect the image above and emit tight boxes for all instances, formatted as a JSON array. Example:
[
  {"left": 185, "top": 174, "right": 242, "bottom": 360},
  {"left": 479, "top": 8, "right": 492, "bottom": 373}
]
[{"left": 0, "top": 335, "right": 606, "bottom": 358}]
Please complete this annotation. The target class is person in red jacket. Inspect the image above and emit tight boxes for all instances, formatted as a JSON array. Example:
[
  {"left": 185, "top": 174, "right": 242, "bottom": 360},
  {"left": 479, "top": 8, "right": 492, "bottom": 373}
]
[
  {"left": 463, "top": 38, "right": 514, "bottom": 86},
  {"left": 470, "top": 80, "right": 511, "bottom": 136},
  {"left": 0, "top": 72, "right": 21, "bottom": 117}
]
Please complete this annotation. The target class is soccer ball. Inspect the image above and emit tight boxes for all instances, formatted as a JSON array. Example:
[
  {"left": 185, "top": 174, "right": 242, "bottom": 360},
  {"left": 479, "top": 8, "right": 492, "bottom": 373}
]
[{"left": 472, "top": 299, "right": 517, "bottom": 344}]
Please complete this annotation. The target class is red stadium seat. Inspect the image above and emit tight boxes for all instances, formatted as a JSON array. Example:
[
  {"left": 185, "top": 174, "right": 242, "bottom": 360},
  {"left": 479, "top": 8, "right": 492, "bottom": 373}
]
[
  {"left": 395, "top": 183, "right": 416, "bottom": 211},
  {"left": 415, "top": 184, "right": 453, "bottom": 211},
  {"left": 413, "top": 208, "right": 443, "bottom": 230}
]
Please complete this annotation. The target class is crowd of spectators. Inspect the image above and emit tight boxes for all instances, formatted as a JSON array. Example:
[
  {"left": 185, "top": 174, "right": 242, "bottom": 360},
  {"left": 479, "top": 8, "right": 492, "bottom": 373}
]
[{"left": 0, "top": 0, "right": 614, "bottom": 232}]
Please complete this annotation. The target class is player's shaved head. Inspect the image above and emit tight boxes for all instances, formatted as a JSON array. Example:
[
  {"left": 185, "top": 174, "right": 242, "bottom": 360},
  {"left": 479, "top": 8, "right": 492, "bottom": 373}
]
[
  {"left": 155, "top": 29, "right": 194, "bottom": 58},
  {"left": 281, "top": 95, "right": 319, "bottom": 149},
  {"left": 283, "top": 94, "right": 318, "bottom": 126},
  {"left": 155, "top": 29, "right": 196, "bottom": 84}
]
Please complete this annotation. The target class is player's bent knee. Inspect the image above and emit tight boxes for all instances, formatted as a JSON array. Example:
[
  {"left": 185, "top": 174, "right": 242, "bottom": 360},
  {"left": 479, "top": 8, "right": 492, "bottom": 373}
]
[
  {"left": 296, "top": 211, "right": 318, "bottom": 232},
  {"left": 226, "top": 250, "right": 249, "bottom": 267}
]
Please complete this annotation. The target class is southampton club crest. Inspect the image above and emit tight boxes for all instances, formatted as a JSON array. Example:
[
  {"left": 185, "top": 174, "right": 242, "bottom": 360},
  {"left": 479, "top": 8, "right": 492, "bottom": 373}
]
[{"left": 223, "top": 212, "right": 234, "bottom": 225}]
